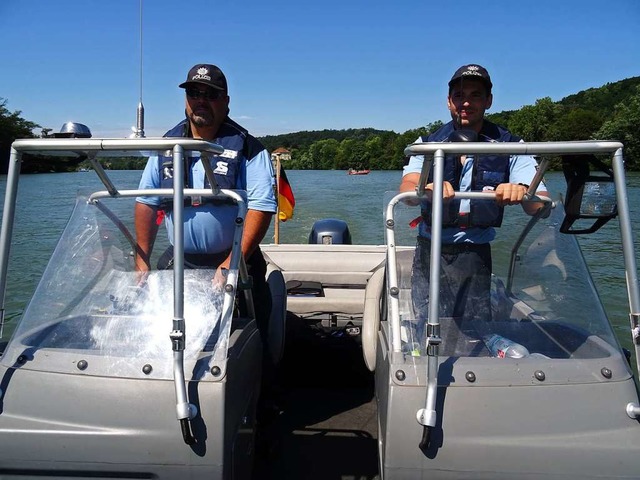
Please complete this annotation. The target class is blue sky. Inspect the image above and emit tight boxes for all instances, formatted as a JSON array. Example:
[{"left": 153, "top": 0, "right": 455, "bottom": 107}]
[{"left": 1, "top": 0, "right": 638, "bottom": 139}]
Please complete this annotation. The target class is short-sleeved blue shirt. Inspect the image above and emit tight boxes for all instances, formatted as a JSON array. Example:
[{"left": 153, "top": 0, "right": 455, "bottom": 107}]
[{"left": 136, "top": 122, "right": 276, "bottom": 254}]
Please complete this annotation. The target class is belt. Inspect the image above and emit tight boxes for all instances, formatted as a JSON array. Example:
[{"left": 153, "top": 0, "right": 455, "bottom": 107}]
[{"left": 418, "top": 237, "right": 490, "bottom": 254}]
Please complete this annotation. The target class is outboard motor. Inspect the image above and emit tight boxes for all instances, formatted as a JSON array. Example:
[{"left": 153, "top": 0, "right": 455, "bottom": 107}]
[
  {"left": 308, "top": 218, "right": 352, "bottom": 244},
  {"left": 53, "top": 122, "right": 92, "bottom": 138}
]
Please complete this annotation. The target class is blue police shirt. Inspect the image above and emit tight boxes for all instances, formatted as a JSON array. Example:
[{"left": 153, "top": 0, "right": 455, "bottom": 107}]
[{"left": 136, "top": 148, "right": 276, "bottom": 254}]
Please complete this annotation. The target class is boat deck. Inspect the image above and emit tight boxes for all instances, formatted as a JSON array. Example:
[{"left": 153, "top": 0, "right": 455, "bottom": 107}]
[{"left": 253, "top": 314, "right": 379, "bottom": 479}]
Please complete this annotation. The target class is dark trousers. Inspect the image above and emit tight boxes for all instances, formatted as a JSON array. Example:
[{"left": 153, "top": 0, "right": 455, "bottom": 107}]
[{"left": 410, "top": 237, "right": 492, "bottom": 345}]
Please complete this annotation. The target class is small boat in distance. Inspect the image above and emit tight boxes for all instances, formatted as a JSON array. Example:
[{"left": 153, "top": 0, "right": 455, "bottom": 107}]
[{"left": 347, "top": 168, "right": 370, "bottom": 175}]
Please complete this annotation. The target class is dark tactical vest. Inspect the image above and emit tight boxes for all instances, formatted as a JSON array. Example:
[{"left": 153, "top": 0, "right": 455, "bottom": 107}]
[
  {"left": 420, "top": 120, "right": 521, "bottom": 228},
  {"left": 159, "top": 117, "right": 250, "bottom": 210}
]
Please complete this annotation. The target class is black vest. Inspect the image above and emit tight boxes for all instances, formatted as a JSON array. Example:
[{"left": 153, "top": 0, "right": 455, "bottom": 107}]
[
  {"left": 159, "top": 117, "right": 251, "bottom": 210},
  {"left": 420, "top": 120, "right": 521, "bottom": 228}
]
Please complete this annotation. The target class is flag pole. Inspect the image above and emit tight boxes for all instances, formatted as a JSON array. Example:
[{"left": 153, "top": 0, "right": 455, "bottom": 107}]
[{"left": 275, "top": 154, "right": 281, "bottom": 244}]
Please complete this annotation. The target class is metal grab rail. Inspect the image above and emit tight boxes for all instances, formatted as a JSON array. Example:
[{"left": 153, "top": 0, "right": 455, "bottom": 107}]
[
  {"left": 384, "top": 188, "right": 552, "bottom": 356},
  {"left": 401, "top": 140, "right": 639, "bottom": 362},
  {"left": 404, "top": 139, "right": 624, "bottom": 156},
  {"left": 395, "top": 139, "right": 640, "bottom": 445},
  {"left": 0, "top": 137, "right": 242, "bottom": 446},
  {"left": 10, "top": 137, "right": 225, "bottom": 154},
  {"left": 386, "top": 187, "right": 552, "bottom": 448},
  {"left": 88, "top": 188, "right": 245, "bottom": 202}
]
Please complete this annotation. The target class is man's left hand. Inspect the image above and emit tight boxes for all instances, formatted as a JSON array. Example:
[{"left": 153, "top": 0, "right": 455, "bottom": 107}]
[
  {"left": 212, "top": 266, "right": 229, "bottom": 288},
  {"left": 495, "top": 183, "right": 528, "bottom": 206}
]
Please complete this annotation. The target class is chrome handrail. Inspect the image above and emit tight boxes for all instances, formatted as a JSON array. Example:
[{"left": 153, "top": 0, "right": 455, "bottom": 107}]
[
  {"left": 394, "top": 140, "right": 639, "bottom": 444},
  {"left": 0, "top": 137, "right": 240, "bottom": 445}
]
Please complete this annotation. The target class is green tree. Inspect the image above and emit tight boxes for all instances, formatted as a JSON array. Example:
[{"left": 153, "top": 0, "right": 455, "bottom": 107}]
[
  {"left": 336, "top": 138, "right": 367, "bottom": 170},
  {"left": 365, "top": 136, "right": 386, "bottom": 170},
  {"left": 265, "top": 76, "right": 640, "bottom": 171},
  {"left": 390, "top": 124, "right": 438, "bottom": 170},
  {"left": 594, "top": 85, "right": 640, "bottom": 170},
  {"left": 555, "top": 108, "right": 603, "bottom": 141},
  {"left": 0, "top": 98, "right": 40, "bottom": 173},
  {"left": 308, "top": 139, "right": 340, "bottom": 170},
  {"left": 486, "top": 110, "right": 517, "bottom": 128},
  {"left": 292, "top": 149, "right": 313, "bottom": 170},
  {"left": 507, "top": 97, "right": 563, "bottom": 141},
  {"left": 378, "top": 131, "right": 402, "bottom": 170}
]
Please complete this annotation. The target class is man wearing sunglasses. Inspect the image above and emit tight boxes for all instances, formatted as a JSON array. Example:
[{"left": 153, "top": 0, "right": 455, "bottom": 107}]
[{"left": 134, "top": 63, "right": 277, "bottom": 341}]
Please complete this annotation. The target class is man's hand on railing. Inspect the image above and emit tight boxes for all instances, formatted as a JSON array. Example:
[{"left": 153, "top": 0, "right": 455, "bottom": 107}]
[
  {"left": 495, "top": 182, "right": 551, "bottom": 217},
  {"left": 399, "top": 172, "right": 457, "bottom": 206},
  {"left": 410, "top": 181, "right": 456, "bottom": 204},
  {"left": 433, "top": 181, "right": 456, "bottom": 201},
  {"left": 134, "top": 254, "right": 151, "bottom": 286},
  {"left": 212, "top": 265, "right": 229, "bottom": 289},
  {"left": 495, "top": 183, "right": 529, "bottom": 206}
]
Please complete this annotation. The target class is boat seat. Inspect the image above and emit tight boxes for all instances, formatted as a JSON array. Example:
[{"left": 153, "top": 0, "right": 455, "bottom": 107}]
[
  {"left": 362, "top": 265, "right": 385, "bottom": 371},
  {"left": 362, "top": 249, "right": 415, "bottom": 371},
  {"left": 266, "top": 263, "right": 287, "bottom": 365},
  {"left": 285, "top": 276, "right": 368, "bottom": 317},
  {"left": 262, "top": 247, "right": 386, "bottom": 319}
]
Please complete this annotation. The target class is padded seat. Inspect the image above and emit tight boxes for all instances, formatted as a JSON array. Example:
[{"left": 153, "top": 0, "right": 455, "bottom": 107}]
[
  {"left": 266, "top": 264, "right": 286, "bottom": 365},
  {"left": 262, "top": 245, "right": 387, "bottom": 319}
]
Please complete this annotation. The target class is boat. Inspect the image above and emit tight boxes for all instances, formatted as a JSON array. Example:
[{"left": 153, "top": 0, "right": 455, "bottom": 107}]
[
  {"left": 0, "top": 136, "right": 639, "bottom": 479},
  {"left": 348, "top": 168, "right": 371, "bottom": 175},
  {"left": 364, "top": 139, "right": 640, "bottom": 478},
  {"left": 262, "top": 139, "right": 640, "bottom": 478},
  {"left": 0, "top": 137, "right": 286, "bottom": 478}
]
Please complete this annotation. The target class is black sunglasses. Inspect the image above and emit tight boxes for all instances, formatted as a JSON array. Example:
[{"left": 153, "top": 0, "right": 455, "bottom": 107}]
[{"left": 185, "top": 87, "right": 223, "bottom": 101}]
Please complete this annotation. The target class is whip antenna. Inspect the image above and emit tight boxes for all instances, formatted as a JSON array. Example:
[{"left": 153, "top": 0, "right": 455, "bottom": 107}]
[{"left": 132, "top": 0, "right": 145, "bottom": 138}]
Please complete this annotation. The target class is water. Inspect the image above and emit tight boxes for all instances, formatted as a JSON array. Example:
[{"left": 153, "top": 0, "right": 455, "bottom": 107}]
[{"left": 1, "top": 169, "right": 639, "bottom": 353}]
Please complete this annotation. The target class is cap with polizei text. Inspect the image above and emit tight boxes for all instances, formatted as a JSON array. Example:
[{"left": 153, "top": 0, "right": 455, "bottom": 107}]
[
  {"left": 179, "top": 64, "right": 227, "bottom": 91},
  {"left": 448, "top": 64, "right": 492, "bottom": 90}
]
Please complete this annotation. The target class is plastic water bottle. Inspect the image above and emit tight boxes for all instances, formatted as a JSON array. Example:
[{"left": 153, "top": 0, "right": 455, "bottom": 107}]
[
  {"left": 400, "top": 318, "right": 422, "bottom": 357},
  {"left": 483, "top": 334, "right": 529, "bottom": 359},
  {"left": 402, "top": 341, "right": 422, "bottom": 357}
]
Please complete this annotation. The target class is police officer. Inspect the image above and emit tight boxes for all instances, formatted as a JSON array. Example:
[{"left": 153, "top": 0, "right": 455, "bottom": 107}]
[
  {"left": 134, "top": 63, "right": 276, "bottom": 335},
  {"left": 400, "top": 64, "right": 548, "bottom": 341}
]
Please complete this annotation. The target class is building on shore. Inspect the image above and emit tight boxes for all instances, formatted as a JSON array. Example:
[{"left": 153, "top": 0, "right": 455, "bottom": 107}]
[{"left": 271, "top": 147, "right": 291, "bottom": 165}]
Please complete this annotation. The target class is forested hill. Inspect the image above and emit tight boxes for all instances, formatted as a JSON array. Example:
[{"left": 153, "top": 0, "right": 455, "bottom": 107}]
[
  {"left": 260, "top": 76, "right": 640, "bottom": 171},
  {"left": 261, "top": 128, "right": 390, "bottom": 152},
  {"left": 559, "top": 76, "right": 640, "bottom": 116},
  {"left": 1, "top": 76, "right": 639, "bottom": 173},
  {"left": 486, "top": 76, "right": 640, "bottom": 134}
]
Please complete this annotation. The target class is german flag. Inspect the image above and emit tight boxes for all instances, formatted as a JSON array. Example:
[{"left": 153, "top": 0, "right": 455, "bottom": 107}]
[{"left": 278, "top": 164, "right": 295, "bottom": 222}]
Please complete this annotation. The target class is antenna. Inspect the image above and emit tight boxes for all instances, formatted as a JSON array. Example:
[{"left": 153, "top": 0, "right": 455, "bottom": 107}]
[
  {"left": 456, "top": 73, "right": 463, "bottom": 129},
  {"left": 132, "top": 0, "right": 145, "bottom": 138}
]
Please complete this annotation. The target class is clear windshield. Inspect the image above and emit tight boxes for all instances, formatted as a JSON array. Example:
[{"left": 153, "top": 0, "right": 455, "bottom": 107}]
[
  {"left": 1, "top": 194, "right": 230, "bottom": 380},
  {"left": 386, "top": 192, "right": 622, "bottom": 361}
]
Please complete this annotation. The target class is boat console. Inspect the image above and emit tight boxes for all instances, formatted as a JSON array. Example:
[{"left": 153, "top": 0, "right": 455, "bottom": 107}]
[
  {"left": 369, "top": 140, "right": 640, "bottom": 479},
  {"left": 0, "top": 138, "right": 274, "bottom": 478}
]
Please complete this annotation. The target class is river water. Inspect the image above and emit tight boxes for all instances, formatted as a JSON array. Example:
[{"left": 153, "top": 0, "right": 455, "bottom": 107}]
[{"left": 1, "top": 169, "right": 639, "bottom": 352}]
